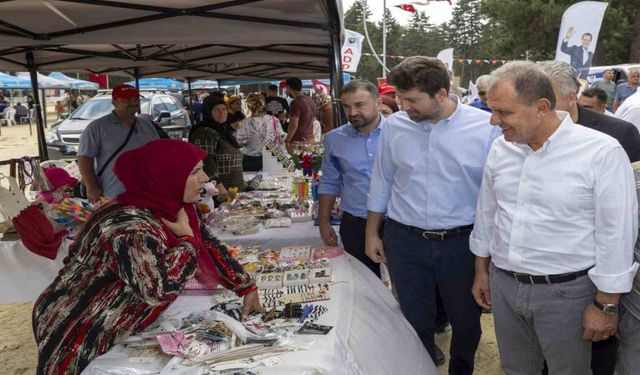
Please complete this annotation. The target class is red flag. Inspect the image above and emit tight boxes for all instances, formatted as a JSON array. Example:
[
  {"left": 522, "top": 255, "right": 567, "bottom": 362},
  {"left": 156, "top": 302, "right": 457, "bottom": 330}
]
[
  {"left": 88, "top": 74, "right": 108, "bottom": 89},
  {"left": 395, "top": 4, "right": 417, "bottom": 13}
]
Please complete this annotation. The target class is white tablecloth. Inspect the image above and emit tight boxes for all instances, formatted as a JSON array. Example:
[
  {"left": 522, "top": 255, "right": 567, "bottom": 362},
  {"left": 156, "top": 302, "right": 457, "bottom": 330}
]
[
  {"left": 82, "top": 253, "right": 437, "bottom": 375},
  {"left": 213, "top": 221, "right": 326, "bottom": 248}
]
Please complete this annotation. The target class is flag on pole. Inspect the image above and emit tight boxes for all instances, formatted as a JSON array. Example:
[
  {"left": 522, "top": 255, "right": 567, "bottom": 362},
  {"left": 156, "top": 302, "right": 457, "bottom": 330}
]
[
  {"left": 341, "top": 30, "right": 365, "bottom": 73},
  {"left": 554, "top": 1, "right": 608, "bottom": 79},
  {"left": 395, "top": 4, "right": 417, "bottom": 13}
]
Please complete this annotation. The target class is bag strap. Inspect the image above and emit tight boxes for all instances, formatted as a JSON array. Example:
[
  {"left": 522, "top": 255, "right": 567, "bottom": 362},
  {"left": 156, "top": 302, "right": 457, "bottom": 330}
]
[
  {"left": 271, "top": 116, "right": 280, "bottom": 145},
  {"left": 96, "top": 118, "right": 136, "bottom": 178}
]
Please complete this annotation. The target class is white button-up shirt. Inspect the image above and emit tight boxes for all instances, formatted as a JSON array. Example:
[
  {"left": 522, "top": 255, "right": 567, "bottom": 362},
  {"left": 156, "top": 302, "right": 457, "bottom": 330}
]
[{"left": 470, "top": 112, "right": 639, "bottom": 293}]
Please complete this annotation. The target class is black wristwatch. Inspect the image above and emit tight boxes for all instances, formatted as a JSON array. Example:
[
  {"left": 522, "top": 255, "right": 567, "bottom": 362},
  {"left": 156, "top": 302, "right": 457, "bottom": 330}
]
[{"left": 593, "top": 298, "right": 619, "bottom": 316}]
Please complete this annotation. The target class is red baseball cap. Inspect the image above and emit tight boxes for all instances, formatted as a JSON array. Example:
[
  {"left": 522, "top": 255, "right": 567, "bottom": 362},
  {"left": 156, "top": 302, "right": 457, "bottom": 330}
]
[
  {"left": 378, "top": 84, "right": 397, "bottom": 96},
  {"left": 112, "top": 84, "right": 140, "bottom": 100}
]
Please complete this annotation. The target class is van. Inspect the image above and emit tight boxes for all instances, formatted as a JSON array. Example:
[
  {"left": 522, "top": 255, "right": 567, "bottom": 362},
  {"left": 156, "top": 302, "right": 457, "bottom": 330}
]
[{"left": 587, "top": 64, "right": 640, "bottom": 85}]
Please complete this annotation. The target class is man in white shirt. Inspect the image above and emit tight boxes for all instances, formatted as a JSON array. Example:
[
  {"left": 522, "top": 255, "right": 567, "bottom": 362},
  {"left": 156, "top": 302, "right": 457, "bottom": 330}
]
[
  {"left": 470, "top": 61, "right": 638, "bottom": 375},
  {"left": 615, "top": 89, "right": 640, "bottom": 131}
]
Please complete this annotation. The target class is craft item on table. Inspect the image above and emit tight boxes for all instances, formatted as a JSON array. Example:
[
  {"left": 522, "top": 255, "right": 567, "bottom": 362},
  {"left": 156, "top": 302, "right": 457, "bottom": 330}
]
[
  {"left": 196, "top": 180, "right": 218, "bottom": 214},
  {"left": 256, "top": 271, "right": 283, "bottom": 289},
  {"left": 220, "top": 216, "right": 260, "bottom": 235},
  {"left": 211, "top": 302, "right": 244, "bottom": 322},
  {"left": 278, "top": 246, "right": 313, "bottom": 262},
  {"left": 265, "top": 217, "right": 291, "bottom": 228},
  {"left": 156, "top": 331, "right": 192, "bottom": 358},
  {"left": 313, "top": 246, "right": 344, "bottom": 259},
  {"left": 308, "top": 261, "right": 332, "bottom": 284},
  {"left": 311, "top": 152, "right": 321, "bottom": 175},
  {"left": 311, "top": 175, "right": 319, "bottom": 201},
  {"left": 300, "top": 151, "right": 313, "bottom": 176},
  {"left": 283, "top": 303, "right": 303, "bottom": 319},
  {"left": 245, "top": 174, "right": 263, "bottom": 192},
  {"left": 297, "top": 322, "right": 333, "bottom": 335},
  {"left": 292, "top": 176, "right": 310, "bottom": 199},
  {"left": 289, "top": 209, "right": 313, "bottom": 222},
  {"left": 283, "top": 268, "right": 310, "bottom": 287},
  {"left": 226, "top": 187, "right": 239, "bottom": 203},
  {"left": 259, "top": 283, "right": 331, "bottom": 308},
  {"left": 300, "top": 304, "right": 328, "bottom": 323},
  {"left": 262, "top": 308, "right": 283, "bottom": 322},
  {"left": 47, "top": 197, "right": 94, "bottom": 226}
]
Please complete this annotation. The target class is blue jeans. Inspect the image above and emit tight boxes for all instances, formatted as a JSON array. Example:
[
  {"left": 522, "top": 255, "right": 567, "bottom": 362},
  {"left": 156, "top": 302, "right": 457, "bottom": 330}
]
[{"left": 383, "top": 219, "right": 481, "bottom": 375}]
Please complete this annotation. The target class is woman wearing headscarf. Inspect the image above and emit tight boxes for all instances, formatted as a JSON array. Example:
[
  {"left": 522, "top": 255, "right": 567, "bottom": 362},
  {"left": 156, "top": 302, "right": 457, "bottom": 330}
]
[
  {"left": 226, "top": 95, "right": 245, "bottom": 129},
  {"left": 236, "top": 93, "right": 285, "bottom": 171},
  {"left": 189, "top": 93, "right": 246, "bottom": 192},
  {"left": 32, "top": 140, "right": 262, "bottom": 375},
  {"left": 379, "top": 96, "right": 399, "bottom": 118}
]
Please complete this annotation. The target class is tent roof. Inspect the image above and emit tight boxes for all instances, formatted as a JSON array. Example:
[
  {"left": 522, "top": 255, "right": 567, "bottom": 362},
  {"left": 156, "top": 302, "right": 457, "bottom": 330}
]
[
  {"left": 0, "top": 0, "right": 344, "bottom": 80},
  {"left": 16, "top": 71, "right": 70, "bottom": 88},
  {"left": 48, "top": 72, "right": 99, "bottom": 89}
]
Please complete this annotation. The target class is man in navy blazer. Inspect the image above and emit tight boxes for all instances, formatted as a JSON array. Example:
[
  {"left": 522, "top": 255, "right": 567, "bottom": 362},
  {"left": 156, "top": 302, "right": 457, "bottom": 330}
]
[{"left": 561, "top": 28, "right": 594, "bottom": 79}]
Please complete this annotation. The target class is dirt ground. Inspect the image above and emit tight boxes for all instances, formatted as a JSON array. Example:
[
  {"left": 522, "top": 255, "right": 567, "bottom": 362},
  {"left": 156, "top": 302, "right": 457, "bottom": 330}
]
[{"left": 0, "top": 125, "right": 504, "bottom": 375}]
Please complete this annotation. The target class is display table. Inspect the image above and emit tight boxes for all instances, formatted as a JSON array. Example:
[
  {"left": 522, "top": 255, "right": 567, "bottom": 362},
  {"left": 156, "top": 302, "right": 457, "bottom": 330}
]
[
  {"left": 213, "top": 220, "right": 326, "bottom": 248},
  {"left": 82, "top": 253, "right": 437, "bottom": 375}
]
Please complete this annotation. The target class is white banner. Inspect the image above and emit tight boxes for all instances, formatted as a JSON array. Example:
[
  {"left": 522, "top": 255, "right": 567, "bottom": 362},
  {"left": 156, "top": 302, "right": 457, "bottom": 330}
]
[
  {"left": 555, "top": 1, "right": 608, "bottom": 79},
  {"left": 342, "top": 29, "right": 365, "bottom": 73},
  {"left": 436, "top": 48, "right": 454, "bottom": 77}
]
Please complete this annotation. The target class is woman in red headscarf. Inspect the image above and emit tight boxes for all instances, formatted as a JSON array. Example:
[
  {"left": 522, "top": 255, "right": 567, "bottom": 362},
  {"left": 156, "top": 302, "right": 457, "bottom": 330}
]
[{"left": 32, "top": 139, "right": 262, "bottom": 375}]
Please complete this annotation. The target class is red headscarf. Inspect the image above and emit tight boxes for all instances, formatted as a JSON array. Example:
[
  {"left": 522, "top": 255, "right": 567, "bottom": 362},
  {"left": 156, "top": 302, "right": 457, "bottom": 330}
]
[{"left": 113, "top": 139, "right": 218, "bottom": 284}]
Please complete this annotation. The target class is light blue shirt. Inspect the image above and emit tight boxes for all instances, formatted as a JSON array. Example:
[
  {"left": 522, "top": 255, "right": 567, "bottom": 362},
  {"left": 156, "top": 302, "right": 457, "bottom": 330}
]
[
  {"left": 318, "top": 115, "right": 385, "bottom": 219},
  {"left": 367, "top": 96, "right": 499, "bottom": 229}
]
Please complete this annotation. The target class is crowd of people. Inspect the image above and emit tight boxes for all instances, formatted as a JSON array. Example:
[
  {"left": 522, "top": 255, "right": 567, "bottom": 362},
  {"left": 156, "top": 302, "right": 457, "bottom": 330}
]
[{"left": 12, "top": 55, "right": 640, "bottom": 375}]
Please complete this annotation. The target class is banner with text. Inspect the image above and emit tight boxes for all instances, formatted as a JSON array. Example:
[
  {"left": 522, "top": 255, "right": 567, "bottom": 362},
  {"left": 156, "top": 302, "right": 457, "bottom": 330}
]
[{"left": 342, "top": 29, "right": 365, "bottom": 73}]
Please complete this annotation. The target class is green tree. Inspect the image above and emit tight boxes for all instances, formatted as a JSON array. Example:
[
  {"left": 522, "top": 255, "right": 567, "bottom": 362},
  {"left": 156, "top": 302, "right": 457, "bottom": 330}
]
[{"left": 480, "top": 0, "right": 639, "bottom": 66}]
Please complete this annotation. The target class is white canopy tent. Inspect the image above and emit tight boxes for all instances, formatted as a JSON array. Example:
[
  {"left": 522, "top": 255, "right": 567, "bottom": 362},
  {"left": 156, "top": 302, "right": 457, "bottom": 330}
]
[
  {"left": 16, "top": 72, "right": 70, "bottom": 89},
  {"left": 0, "top": 0, "right": 345, "bottom": 160}
]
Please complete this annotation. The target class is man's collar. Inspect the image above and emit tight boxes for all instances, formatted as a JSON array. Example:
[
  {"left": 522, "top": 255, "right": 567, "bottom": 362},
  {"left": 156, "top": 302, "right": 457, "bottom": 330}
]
[
  {"left": 576, "top": 104, "right": 599, "bottom": 128},
  {"left": 346, "top": 113, "right": 385, "bottom": 136}
]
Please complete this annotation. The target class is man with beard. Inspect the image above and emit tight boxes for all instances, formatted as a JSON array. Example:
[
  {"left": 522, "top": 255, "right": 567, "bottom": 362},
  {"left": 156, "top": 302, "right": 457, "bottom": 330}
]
[
  {"left": 78, "top": 84, "right": 160, "bottom": 201},
  {"left": 365, "top": 57, "right": 499, "bottom": 373},
  {"left": 318, "top": 80, "right": 384, "bottom": 276}
]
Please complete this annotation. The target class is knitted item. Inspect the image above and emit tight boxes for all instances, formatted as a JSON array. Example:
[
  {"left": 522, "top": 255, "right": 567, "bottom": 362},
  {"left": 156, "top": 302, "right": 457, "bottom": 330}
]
[{"left": 12, "top": 205, "right": 68, "bottom": 260}]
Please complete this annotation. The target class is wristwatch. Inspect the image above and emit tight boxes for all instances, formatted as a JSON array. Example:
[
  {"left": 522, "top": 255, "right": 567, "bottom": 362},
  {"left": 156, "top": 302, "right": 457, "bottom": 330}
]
[{"left": 593, "top": 298, "right": 619, "bottom": 316}]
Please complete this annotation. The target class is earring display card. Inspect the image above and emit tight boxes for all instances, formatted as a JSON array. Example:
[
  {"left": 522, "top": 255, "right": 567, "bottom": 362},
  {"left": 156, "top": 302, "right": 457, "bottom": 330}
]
[
  {"left": 256, "top": 272, "right": 284, "bottom": 289},
  {"left": 283, "top": 269, "right": 310, "bottom": 286},
  {"left": 258, "top": 283, "right": 331, "bottom": 308},
  {"left": 278, "top": 246, "right": 313, "bottom": 262}
]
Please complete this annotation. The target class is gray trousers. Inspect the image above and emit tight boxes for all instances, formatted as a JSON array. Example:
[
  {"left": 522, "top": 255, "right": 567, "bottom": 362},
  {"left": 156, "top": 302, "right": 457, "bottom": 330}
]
[
  {"left": 490, "top": 264, "right": 595, "bottom": 375},
  {"left": 617, "top": 305, "right": 640, "bottom": 375}
]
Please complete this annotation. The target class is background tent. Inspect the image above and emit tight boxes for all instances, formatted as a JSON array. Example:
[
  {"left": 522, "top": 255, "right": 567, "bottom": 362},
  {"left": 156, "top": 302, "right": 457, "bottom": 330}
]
[
  {"left": 48, "top": 72, "right": 99, "bottom": 90},
  {"left": 124, "top": 77, "right": 183, "bottom": 90},
  {"left": 0, "top": 72, "right": 32, "bottom": 89},
  {"left": 16, "top": 72, "right": 70, "bottom": 89}
]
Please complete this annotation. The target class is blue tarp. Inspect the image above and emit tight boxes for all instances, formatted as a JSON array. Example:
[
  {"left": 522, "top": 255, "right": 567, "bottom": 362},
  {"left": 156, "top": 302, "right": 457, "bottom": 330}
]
[
  {"left": 125, "top": 77, "right": 183, "bottom": 90},
  {"left": 48, "top": 72, "right": 99, "bottom": 90},
  {"left": 0, "top": 72, "right": 33, "bottom": 89}
]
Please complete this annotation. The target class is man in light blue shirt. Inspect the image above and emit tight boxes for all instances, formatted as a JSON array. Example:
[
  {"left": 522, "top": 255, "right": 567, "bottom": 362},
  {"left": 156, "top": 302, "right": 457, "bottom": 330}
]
[
  {"left": 318, "top": 80, "right": 384, "bottom": 277},
  {"left": 365, "top": 57, "right": 499, "bottom": 374}
]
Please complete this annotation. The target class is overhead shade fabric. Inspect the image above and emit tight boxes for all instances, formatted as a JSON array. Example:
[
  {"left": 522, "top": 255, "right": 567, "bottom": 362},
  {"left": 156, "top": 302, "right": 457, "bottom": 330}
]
[
  {"left": 16, "top": 72, "right": 70, "bottom": 89},
  {"left": 48, "top": 72, "right": 99, "bottom": 90}
]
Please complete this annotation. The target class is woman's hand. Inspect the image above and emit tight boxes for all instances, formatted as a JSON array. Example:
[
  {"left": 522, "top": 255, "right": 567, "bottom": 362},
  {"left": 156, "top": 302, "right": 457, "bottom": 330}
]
[
  {"left": 161, "top": 208, "right": 194, "bottom": 238},
  {"left": 242, "top": 289, "right": 265, "bottom": 318},
  {"left": 216, "top": 183, "right": 228, "bottom": 203}
]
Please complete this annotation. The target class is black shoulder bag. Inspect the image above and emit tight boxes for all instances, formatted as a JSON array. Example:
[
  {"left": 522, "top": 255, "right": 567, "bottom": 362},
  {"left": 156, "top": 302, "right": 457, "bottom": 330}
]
[{"left": 77, "top": 120, "right": 137, "bottom": 198}]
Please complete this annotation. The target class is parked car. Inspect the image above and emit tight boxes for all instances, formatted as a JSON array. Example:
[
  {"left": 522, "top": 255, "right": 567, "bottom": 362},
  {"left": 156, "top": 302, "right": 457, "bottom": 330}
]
[{"left": 46, "top": 92, "right": 191, "bottom": 159}]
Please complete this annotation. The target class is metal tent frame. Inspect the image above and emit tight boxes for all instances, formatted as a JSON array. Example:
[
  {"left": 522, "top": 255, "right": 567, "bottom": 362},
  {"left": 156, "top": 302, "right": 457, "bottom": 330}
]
[{"left": 0, "top": 0, "right": 345, "bottom": 160}]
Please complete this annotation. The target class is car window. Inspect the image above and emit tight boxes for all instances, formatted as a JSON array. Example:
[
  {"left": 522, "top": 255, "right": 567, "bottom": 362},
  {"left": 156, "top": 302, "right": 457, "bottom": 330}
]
[
  {"left": 138, "top": 98, "right": 151, "bottom": 114},
  {"left": 69, "top": 98, "right": 113, "bottom": 120},
  {"left": 151, "top": 99, "right": 169, "bottom": 118},
  {"left": 162, "top": 97, "right": 181, "bottom": 112}
]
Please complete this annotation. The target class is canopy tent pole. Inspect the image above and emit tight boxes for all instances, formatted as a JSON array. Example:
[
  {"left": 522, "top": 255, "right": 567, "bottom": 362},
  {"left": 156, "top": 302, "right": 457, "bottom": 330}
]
[
  {"left": 41, "top": 89, "right": 48, "bottom": 129},
  {"left": 187, "top": 77, "right": 193, "bottom": 122},
  {"left": 326, "top": 0, "right": 345, "bottom": 128},
  {"left": 134, "top": 68, "right": 140, "bottom": 90},
  {"left": 26, "top": 51, "right": 49, "bottom": 160}
]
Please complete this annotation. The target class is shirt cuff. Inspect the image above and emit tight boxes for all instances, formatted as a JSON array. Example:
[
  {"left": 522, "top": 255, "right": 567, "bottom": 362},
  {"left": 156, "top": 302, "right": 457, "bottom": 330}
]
[
  {"left": 318, "top": 184, "right": 340, "bottom": 196},
  {"left": 588, "top": 262, "right": 640, "bottom": 293},
  {"left": 367, "top": 195, "right": 389, "bottom": 213},
  {"left": 469, "top": 234, "right": 491, "bottom": 257}
]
